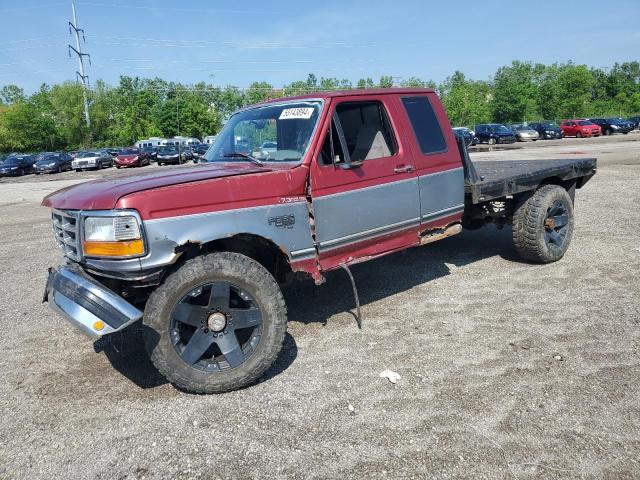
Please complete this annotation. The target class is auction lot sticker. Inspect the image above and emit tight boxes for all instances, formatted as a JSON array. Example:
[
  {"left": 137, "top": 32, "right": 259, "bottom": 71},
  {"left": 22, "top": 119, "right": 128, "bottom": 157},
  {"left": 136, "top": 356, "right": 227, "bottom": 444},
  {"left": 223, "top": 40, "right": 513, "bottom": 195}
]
[{"left": 279, "top": 107, "right": 314, "bottom": 120}]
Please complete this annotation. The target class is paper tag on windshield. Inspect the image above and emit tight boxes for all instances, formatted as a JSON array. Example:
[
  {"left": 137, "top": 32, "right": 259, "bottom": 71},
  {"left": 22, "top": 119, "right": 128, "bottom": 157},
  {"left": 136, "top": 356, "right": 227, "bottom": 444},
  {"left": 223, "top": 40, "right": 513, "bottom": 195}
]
[{"left": 279, "top": 107, "right": 314, "bottom": 120}]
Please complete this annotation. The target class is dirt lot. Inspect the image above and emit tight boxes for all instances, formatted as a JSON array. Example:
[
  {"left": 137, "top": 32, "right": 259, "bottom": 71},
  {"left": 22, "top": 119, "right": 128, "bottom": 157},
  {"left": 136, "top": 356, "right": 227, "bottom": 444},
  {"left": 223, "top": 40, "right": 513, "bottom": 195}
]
[{"left": 0, "top": 135, "right": 638, "bottom": 479}]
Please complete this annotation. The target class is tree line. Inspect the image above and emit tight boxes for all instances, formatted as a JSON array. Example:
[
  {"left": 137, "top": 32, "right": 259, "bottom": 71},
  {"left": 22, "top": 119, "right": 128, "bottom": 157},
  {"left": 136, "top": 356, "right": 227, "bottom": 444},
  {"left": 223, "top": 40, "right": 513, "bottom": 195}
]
[{"left": 1, "top": 61, "right": 639, "bottom": 153}]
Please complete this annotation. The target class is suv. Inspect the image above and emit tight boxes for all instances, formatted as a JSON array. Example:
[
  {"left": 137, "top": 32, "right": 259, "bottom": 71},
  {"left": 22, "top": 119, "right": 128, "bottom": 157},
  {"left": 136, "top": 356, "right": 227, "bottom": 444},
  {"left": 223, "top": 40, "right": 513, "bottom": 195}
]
[
  {"left": 528, "top": 121, "right": 563, "bottom": 140},
  {"left": 475, "top": 124, "right": 516, "bottom": 144},
  {"left": 42, "top": 89, "right": 597, "bottom": 394},
  {"left": 589, "top": 118, "right": 633, "bottom": 136}
]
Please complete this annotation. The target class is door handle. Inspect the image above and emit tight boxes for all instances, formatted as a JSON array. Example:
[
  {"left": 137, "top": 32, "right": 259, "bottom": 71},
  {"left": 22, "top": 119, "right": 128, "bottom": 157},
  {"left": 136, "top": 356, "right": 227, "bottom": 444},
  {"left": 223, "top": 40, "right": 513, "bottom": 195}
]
[{"left": 394, "top": 164, "right": 414, "bottom": 174}]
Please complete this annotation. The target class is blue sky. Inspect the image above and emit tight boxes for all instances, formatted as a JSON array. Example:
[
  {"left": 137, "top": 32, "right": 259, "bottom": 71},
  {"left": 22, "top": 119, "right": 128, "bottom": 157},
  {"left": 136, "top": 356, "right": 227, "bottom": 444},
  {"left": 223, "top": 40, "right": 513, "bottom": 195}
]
[{"left": 1, "top": 0, "right": 639, "bottom": 92}]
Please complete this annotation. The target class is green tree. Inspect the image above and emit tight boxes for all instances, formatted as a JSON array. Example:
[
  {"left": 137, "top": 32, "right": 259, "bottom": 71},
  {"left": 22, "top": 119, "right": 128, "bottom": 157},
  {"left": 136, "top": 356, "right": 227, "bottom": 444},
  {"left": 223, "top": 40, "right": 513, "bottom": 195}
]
[{"left": 492, "top": 61, "right": 543, "bottom": 123}]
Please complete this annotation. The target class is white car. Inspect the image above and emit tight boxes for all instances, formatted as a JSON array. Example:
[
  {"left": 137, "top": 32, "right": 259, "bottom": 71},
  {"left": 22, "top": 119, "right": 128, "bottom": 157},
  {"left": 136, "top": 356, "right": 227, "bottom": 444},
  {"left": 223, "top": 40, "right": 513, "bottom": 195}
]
[{"left": 72, "top": 150, "right": 114, "bottom": 171}]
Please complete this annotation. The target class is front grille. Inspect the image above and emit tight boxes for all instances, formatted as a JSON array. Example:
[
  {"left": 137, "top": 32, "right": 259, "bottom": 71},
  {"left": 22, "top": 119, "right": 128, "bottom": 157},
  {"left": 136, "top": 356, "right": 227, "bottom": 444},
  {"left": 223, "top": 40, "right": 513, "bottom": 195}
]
[{"left": 52, "top": 210, "right": 81, "bottom": 261}]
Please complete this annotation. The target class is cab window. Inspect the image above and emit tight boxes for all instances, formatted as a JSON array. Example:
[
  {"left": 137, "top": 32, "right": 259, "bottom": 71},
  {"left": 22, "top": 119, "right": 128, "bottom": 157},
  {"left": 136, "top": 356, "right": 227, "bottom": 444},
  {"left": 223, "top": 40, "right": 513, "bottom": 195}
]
[{"left": 319, "top": 101, "right": 397, "bottom": 165}]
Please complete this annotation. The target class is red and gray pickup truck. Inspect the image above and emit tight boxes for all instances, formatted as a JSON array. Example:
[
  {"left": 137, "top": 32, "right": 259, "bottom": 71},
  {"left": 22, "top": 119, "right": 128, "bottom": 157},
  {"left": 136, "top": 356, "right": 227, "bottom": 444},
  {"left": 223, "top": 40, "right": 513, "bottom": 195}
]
[{"left": 43, "top": 88, "right": 596, "bottom": 393}]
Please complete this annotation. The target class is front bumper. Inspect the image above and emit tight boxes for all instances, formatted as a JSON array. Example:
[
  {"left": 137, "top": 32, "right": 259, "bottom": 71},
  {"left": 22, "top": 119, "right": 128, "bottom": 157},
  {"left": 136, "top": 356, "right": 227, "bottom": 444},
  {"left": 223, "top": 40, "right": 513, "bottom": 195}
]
[
  {"left": 35, "top": 165, "right": 59, "bottom": 173},
  {"left": 44, "top": 266, "right": 143, "bottom": 338}
]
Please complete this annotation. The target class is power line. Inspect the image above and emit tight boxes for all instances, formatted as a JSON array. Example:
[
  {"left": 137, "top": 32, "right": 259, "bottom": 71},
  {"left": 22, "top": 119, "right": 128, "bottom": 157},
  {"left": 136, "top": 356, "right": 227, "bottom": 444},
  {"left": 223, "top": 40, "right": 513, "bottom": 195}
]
[{"left": 68, "top": 0, "right": 91, "bottom": 129}]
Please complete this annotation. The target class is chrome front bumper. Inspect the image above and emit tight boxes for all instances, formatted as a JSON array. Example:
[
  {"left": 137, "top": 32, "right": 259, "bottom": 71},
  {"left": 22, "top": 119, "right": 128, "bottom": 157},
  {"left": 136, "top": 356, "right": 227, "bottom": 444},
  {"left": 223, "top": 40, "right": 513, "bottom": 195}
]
[{"left": 44, "top": 266, "right": 143, "bottom": 338}]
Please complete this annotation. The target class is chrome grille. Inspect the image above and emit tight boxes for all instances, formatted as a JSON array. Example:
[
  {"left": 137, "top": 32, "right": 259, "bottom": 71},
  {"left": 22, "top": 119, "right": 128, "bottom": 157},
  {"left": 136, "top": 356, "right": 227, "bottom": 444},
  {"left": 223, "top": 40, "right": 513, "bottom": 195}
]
[{"left": 52, "top": 210, "right": 81, "bottom": 261}]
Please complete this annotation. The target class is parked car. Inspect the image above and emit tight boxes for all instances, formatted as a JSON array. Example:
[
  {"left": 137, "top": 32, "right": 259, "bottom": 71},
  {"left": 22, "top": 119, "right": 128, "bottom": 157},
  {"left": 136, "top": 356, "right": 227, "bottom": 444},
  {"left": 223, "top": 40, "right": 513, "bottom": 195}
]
[
  {"left": 0, "top": 154, "right": 36, "bottom": 176},
  {"left": 560, "top": 119, "right": 600, "bottom": 138},
  {"left": 72, "top": 150, "right": 114, "bottom": 171},
  {"left": 452, "top": 128, "right": 476, "bottom": 147},
  {"left": 260, "top": 141, "right": 279, "bottom": 155},
  {"left": 528, "top": 121, "right": 563, "bottom": 140},
  {"left": 475, "top": 124, "right": 517, "bottom": 144},
  {"left": 181, "top": 146, "right": 194, "bottom": 162},
  {"left": 42, "top": 88, "right": 597, "bottom": 394},
  {"left": 509, "top": 125, "right": 539, "bottom": 142},
  {"left": 589, "top": 118, "right": 633, "bottom": 136},
  {"left": 156, "top": 146, "right": 185, "bottom": 165},
  {"left": 34, "top": 152, "right": 73, "bottom": 174},
  {"left": 106, "top": 147, "right": 122, "bottom": 156},
  {"left": 115, "top": 147, "right": 149, "bottom": 168},
  {"left": 142, "top": 145, "right": 158, "bottom": 162},
  {"left": 191, "top": 143, "right": 210, "bottom": 163},
  {"left": 627, "top": 116, "right": 640, "bottom": 129}
]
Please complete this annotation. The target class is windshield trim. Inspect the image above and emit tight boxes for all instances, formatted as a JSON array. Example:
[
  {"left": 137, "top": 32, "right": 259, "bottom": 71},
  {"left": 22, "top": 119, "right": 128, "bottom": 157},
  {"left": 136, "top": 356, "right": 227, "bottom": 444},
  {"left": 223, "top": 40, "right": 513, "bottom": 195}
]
[{"left": 206, "top": 98, "right": 325, "bottom": 166}]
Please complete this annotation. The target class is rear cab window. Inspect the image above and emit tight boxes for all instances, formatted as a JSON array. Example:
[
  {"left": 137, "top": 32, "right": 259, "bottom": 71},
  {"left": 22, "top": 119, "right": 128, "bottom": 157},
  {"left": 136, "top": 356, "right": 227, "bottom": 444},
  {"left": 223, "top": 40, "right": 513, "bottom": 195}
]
[{"left": 401, "top": 96, "right": 447, "bottom": 155}]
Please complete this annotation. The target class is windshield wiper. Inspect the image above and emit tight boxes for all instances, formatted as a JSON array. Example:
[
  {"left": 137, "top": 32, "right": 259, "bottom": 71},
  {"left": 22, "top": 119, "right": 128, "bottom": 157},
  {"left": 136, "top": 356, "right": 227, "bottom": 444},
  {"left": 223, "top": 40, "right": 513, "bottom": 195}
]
[{"left": 223, "top": 152, "right": 264, "bottom": 167}]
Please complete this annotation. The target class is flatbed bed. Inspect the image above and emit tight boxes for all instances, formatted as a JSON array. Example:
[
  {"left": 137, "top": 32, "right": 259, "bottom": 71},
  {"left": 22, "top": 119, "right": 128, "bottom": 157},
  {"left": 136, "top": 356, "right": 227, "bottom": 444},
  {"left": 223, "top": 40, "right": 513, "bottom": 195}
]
[{"left": 458, "top": 142, "right": 597, "bottom": 204}]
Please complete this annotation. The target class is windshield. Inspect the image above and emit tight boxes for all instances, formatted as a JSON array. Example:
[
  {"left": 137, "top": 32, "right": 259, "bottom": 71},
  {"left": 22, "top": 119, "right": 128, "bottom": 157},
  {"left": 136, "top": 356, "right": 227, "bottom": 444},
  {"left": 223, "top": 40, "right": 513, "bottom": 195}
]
[
  {"left": 542, "top": 122, "right": 559, "bottom": 128},
  {"left": 120, "top": 148, "right": 139, "bottom": 155},
  {"left": 607, "top": 118, "right": 622, "bottom": 125},
  {"left": 40, "top": 154, "right": 61, "bottom": 162},
  {"left": 495, "top": 125, "right": 511, "bottom": 134},
  {"left": 578, "top": 121, "right": 593, "bottom": 126},
  {"left": 3, "top": 156, "right": 23, "bottom": 165},
  {"left": 159, "top": 146, "right": 178, "bottom": 153},
  {"left": 77, "top": 151, "right": 99, "bottom": 158},
  {"left": 203, "top": 101, "right": 322, "bottom": 164}
]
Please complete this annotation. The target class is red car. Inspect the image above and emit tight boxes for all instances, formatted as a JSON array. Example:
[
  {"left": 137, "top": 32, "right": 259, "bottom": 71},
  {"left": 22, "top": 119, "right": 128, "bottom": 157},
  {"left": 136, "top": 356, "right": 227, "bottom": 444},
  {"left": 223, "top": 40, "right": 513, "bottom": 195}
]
[
  {"left": 115, "top": 147, "right": 150, "bottom": 168},
  {"left": 560, "top": 119, "right": 601, "bottom": 138}
]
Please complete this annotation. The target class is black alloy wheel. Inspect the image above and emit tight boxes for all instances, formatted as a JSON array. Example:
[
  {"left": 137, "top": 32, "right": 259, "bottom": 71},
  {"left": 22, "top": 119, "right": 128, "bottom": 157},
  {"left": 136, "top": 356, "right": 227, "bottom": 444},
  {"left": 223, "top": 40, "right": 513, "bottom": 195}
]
[
  {"left": 169, "top": 281, "right": 263, "bottom": 372},
  {"left": 543, "top": 200, "right": 570, "bottom": 250}
]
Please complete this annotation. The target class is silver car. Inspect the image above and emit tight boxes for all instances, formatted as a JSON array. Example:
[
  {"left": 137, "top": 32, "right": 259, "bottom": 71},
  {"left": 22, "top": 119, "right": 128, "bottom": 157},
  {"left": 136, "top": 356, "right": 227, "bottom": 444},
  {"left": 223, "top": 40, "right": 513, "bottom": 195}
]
[
  {"left": 510, "top": 125, "right": 540, "bottom": 142},
  {"left": 72, "top": 150, "right": 114, "bottom": 171}
]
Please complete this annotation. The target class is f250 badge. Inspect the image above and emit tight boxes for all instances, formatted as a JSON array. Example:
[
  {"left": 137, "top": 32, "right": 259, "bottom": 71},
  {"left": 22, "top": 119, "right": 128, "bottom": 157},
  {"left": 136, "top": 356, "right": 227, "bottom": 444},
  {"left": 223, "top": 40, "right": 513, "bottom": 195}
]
[{"left": 268, "top": 214, "right": 295, "bottom": 229}]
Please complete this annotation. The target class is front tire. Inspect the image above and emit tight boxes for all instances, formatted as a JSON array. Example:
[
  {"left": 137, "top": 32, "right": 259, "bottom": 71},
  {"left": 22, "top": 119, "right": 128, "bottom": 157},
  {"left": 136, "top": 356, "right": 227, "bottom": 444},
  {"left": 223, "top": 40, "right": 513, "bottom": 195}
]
[
  {"left": 576, "top": 131, "right": 582, "bottom": 138},
  {"left": 512, "top": 185, "right": 574, "bottom": 263},
  {"left": 488, "top": 137, "right": 496, "bottom": 145},
  {"left": 143, "top": 252, "right": 288, "bottom": 394}
]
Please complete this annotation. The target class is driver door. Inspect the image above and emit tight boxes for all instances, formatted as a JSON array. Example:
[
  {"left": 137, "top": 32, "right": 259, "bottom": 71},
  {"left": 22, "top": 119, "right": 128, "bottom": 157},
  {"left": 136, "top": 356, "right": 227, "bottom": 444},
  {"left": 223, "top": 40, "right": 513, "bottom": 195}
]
[{"left": 309, "top": 95, "right": 421, "bottom": 270}]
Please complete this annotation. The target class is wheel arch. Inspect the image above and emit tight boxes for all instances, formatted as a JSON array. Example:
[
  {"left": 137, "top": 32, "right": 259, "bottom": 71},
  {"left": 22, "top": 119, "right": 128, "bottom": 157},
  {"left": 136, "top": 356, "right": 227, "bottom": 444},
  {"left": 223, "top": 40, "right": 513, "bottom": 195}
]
[{"left": 173, "top": 233, "right": 295, "bottom": 283}]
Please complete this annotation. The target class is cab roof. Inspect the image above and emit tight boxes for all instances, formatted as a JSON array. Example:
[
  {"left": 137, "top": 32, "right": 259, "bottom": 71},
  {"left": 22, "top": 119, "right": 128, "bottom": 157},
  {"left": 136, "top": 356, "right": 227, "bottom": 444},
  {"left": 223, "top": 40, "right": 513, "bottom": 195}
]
[{"left": 261, "top": 87, "right": 436, "bottom": 104}]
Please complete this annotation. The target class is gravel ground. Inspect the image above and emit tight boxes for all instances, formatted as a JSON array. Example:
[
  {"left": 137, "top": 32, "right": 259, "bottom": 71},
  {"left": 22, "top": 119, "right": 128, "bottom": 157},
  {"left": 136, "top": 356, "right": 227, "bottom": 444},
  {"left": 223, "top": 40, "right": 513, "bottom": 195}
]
[{"left": 0, "top": 135, "right": 638, "bottom": 479}]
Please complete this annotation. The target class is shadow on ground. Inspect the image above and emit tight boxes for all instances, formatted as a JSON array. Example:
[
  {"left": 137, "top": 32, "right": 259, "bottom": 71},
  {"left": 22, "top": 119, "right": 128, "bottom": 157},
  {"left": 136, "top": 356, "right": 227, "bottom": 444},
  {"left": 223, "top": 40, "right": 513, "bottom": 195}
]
[
  {"left": 283, "top": 226, "right": 517, "bottom": 326},
  {"left": 96, "top": 226, "right": 515, "bottom": 389}
]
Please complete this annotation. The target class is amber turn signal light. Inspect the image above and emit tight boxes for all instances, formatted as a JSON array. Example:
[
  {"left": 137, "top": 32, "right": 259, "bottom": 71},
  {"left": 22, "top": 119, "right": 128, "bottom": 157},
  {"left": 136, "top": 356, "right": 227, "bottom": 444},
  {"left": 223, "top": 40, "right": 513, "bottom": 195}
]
[{"left": 83, "top": 239, "right": 144, "bottom": 257}]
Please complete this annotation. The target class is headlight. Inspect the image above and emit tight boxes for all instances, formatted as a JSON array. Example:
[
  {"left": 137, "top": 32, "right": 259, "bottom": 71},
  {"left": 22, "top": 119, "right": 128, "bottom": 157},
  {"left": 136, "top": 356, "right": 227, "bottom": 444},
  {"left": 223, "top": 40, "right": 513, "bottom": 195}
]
[
  {"left": 611, "top": 125, "right": 619, "bottom": 129},
  {"left": 10, "top": 166, "right": 18, "bottom": 170},
  {"left": 132, "top": 156, "right": 139, "bottom": 161},
  {"left": 83, "top": 215, "right": 144, "bottom": 258}
]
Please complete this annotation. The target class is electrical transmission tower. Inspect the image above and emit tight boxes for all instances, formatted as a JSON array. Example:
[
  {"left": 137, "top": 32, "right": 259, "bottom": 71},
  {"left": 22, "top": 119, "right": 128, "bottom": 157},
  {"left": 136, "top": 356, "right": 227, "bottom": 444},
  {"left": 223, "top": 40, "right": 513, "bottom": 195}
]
[{"left": 68, "top": 1, "right": 91, "bottom": 129}]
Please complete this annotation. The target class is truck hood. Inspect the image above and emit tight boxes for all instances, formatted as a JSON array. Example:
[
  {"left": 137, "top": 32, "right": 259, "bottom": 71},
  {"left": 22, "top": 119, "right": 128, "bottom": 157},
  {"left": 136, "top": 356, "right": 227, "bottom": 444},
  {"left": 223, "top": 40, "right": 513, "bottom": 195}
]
[{"left": 42, "top": 163, "right": 275, "bottom": 210}]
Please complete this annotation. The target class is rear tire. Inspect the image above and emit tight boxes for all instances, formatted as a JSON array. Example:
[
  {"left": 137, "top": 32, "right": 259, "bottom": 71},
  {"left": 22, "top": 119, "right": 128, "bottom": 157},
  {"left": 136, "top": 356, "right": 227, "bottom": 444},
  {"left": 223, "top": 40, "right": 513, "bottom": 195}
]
[
  {"left": 512, "top": 185, "right": 574, "bottom": 263},
  {"left": 143, "top": 252, "right": 288, "bottom": 394},
  {"left": 605, "top": 129, "right": 612, "bottom": 136}
]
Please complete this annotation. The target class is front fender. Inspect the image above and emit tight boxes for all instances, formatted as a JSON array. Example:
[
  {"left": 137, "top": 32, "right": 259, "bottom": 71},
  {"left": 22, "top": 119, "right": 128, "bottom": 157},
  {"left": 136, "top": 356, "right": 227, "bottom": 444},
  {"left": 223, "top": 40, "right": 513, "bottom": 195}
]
[{"left": 139, "top": 202, "right": 316, "bottom": 270}]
